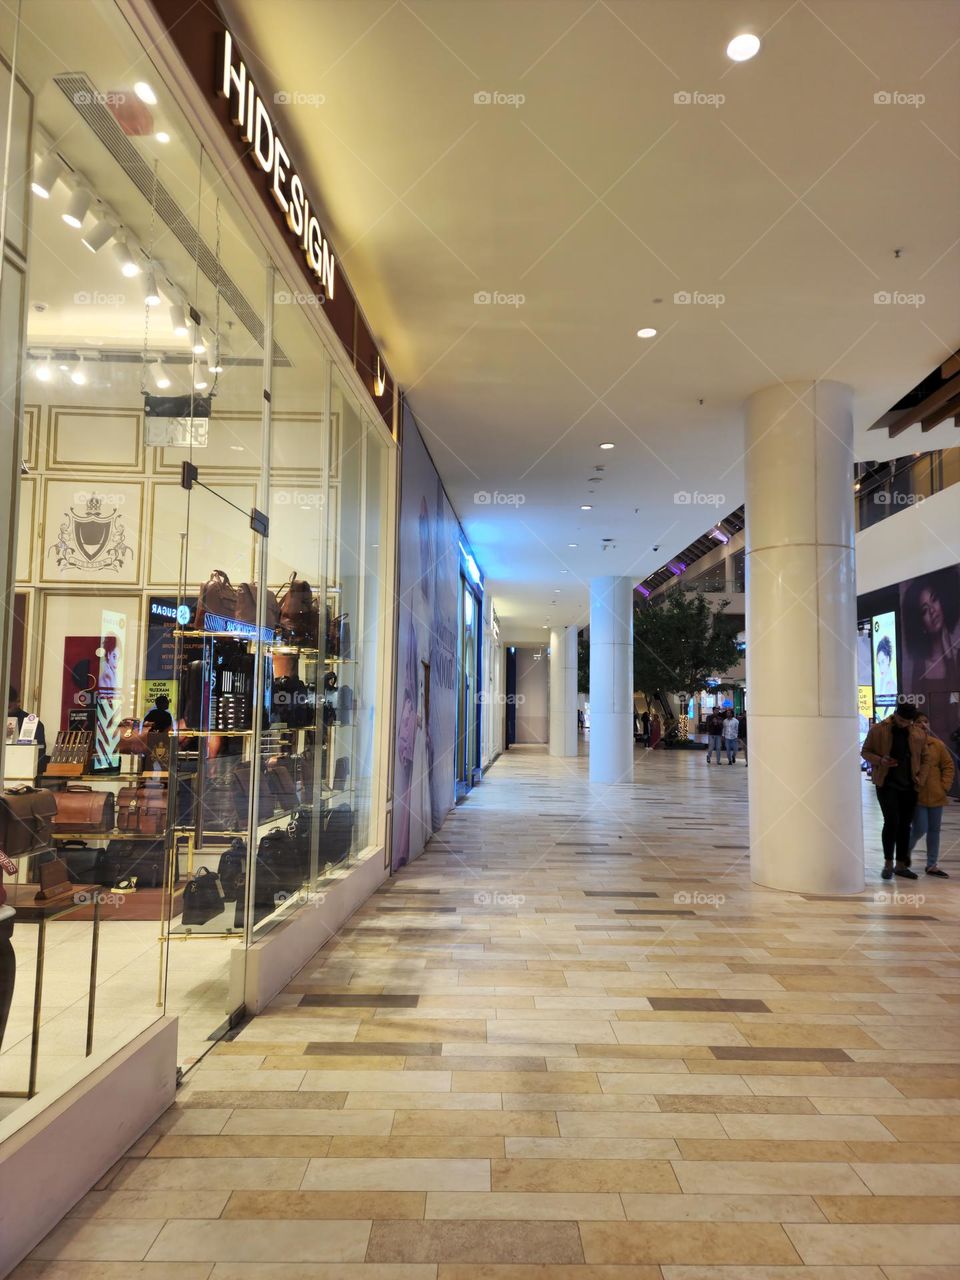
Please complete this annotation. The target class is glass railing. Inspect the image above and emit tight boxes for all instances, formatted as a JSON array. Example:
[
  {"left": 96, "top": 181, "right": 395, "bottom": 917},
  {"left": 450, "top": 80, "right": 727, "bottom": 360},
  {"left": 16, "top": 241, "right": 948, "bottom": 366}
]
[{"left": 856, "top": 445, "right": 960, "bottom": 530}]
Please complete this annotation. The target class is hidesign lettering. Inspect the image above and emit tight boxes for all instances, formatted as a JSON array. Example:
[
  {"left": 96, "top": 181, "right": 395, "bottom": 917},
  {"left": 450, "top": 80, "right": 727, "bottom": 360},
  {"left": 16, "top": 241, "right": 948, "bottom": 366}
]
[{"left": 219, "top": 30, "right": 335, "bottom": 302}]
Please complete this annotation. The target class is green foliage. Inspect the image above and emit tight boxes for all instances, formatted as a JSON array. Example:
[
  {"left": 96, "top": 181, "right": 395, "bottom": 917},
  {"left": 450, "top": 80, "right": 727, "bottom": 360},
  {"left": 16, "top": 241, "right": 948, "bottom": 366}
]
[
  {"left": 577, "top": 630, "right": 589, "bottom": 694},
  {"left": 633, "top": 589, "right": 740, "bottom": 700}
]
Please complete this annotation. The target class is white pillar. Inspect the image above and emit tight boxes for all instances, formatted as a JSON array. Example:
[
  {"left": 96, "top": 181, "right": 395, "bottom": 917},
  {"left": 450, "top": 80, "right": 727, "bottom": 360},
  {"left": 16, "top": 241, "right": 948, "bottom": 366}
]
[
  {"left": 745, "top": 380, "right": 864, "bottom": 894},
  {"left": 549, "top": 625, "right": 578, "bottom": 756},
  {"left": 589, "top": 576, "right": 634, "bottom": 783}
]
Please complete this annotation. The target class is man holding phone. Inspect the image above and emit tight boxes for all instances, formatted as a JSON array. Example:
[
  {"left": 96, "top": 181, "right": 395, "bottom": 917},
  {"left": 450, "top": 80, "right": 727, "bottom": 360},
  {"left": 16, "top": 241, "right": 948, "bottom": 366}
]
[{"left": 861, "top": 701, "right": 924, "bottom": 880}]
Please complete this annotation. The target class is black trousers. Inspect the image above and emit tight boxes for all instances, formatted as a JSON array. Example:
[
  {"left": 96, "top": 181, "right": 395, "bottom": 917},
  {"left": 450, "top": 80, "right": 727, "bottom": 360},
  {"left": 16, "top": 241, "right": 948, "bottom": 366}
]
[
  {"left": 876, "top": 785, "right": 918, "bottom": 865},
  {"left": 0, "top": 918, "right": 14, "bottom": 1049}
]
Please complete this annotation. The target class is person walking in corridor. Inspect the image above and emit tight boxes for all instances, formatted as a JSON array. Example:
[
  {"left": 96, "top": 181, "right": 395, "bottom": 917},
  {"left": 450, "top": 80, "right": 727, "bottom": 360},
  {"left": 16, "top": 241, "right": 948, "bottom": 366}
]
[
  {"left": 909, "top": 712, "right": 954, "bottom": 878},
  {"left": 862, "top": 702, "right": 924, "bottom": 879},
  {"left": 722, "top": 709, "right": 740, "bottom": 764},
  {"left": 705, "top": 707, "right": 723, "bottom": 763}
]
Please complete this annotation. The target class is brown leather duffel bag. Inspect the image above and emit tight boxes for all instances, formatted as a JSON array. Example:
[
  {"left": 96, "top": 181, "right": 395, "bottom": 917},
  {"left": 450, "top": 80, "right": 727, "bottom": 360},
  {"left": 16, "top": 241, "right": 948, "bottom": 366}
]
[
  {"left": 52, "top": 785, "right": 116, "bottom": 834},
  {"left": 196, "top": 569, "right": 237, "bottom": 628},
  {"left": 0, "top": 785, "right": 58, "bottom": 856},
  {"left": 118, "top": 784, "right": 167, "bottom": 835},
  {"left": 235, "top": 582, "right": 280, "bottom": 628}
]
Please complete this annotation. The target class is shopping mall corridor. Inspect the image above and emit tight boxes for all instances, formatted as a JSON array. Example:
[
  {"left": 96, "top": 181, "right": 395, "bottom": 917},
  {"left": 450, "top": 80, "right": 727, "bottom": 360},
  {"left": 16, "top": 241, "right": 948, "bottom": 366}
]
[{"left": 16, "top": 743, "right": 960, "bottom": 1277}]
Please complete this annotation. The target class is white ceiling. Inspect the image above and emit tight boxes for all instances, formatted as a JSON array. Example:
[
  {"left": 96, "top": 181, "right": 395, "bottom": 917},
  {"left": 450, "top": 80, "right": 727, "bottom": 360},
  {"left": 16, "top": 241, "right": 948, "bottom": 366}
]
[{"left": 226, "top": 1, "right": 957, "bottom": 638}]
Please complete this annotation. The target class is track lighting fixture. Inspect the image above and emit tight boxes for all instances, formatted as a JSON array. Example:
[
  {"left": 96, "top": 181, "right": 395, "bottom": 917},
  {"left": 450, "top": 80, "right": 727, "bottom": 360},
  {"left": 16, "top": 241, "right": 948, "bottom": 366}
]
[
  {"left": 81, "top": 212, "right": 116, "bottom": 253},
  {"left": 31, "top": 150, "right": 65, "bottom": 199},
  {"left": 144, "top": 267, "right": 161, "bottom": 307},
  {"left": 62, "top": 184, "right": 91, "bottom": 229},
  {"left": 191, "top": 323, "right": 205, "bottom": 355},
  {"left": 113, "top": 237, "right": 141, "bottom": 278},
  {"left": 151, "top": 358, "right": 171, "bottom": 390},
  {"left": 70, "top": 356, "right": 87, "bottom": 386}
]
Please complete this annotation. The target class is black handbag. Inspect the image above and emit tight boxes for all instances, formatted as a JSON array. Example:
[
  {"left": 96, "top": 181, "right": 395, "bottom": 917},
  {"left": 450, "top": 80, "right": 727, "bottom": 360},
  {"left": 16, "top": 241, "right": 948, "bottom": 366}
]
[
  {"left": 181, "top": 867, "right": 225, "bottom": 925},
  {"left": 95, "top": 838, "right": 169, "bottom": 889},
  {"left": 217, "top": 838, "right": 246, "bottom": 901},
  {"left": 321, "top": 804, "right": 353, "bottom": 867},
  {"left": 57, "top": 839, "right": 99, "bottom": 884},
  {"left": 256, "top": 828, "right": 302, "bottom": 896},
  {"left": 233, "top": 868, "right": 277, "bottom": 929}
]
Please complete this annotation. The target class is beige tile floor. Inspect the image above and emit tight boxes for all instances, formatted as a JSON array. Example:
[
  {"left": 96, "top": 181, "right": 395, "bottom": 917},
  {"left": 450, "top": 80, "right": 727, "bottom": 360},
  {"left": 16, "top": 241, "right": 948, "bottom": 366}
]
[{"left": 12, "top": 742, "right": 960, "bottom": 1278}]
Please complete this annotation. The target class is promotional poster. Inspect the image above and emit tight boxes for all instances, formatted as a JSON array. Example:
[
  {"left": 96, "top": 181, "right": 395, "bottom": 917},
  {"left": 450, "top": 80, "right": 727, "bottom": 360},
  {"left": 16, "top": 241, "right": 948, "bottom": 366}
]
[
  {"left": 392, "top": 412, "right": 460, "bottom": 869},
  {"left": 900, "top": 564, "right": 960, "bottom": 797}
]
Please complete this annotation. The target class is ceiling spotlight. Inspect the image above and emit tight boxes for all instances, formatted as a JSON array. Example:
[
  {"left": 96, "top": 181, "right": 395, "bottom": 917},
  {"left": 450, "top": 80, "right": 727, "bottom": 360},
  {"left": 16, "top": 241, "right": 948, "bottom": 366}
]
[
  {"left": 568, "top": 543, "right": 578, "bottom": 548},
  {"left": 31, "top": 150, "right": 64, "bottom": 199},
  {"left": 726, "top": 32, "right": 761, "bottom": 61},
  {"left": 637, "top": 327, "right": 657, "bottom": 339},
  {"left": 155, "top": 131, "right": 170, "bottom": 144},
  {"left": 191, "top": 324, "right": 205, "bottom": 355},
  {"left": 151, "top": 358, "right": 171, "bottom": 390},
  {"left": 81, "top": 213, "right": 116, "bottom": 253},
  {"left": 62, "top": 184, "right": 91, "bottom": 229},
  {"left": 169, "top": 300, "right": 189, "bottom": 336},
  {"left": 70, "top": 356, "right": 87, "bottom": 386},
  {"left": 134, "top": 81, "right": 158, "bottom": 105},
  {"left": 144, "top": 267, "right": 161, "bottom": 307},
  {"left": 599, "top": 441, "right": 615, "bottom": 449},
  {"left": 580, "top": 504, "right": 592, "bottom": 511},
  {"left": 113, "top": 237, "right": 141, "bottom": 277},
  {"left": 194, "top": 376, "right": 209, "bottom": 391},
  {"left": 34, "top": 354, "right": 53, "bottom": 383}
]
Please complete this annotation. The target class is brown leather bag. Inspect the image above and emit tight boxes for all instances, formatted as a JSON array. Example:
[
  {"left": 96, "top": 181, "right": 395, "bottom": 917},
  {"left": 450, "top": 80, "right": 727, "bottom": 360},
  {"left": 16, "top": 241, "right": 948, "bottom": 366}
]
[
  {"left": 118, "top": 719, "right": 153, "bottom": 756},
  {"left": 277, "top": 573, "right": 318, "bottom": 645},
  {"left": 196, "top": 569, "right": 237, "bottom": 627},
  {"left": 235, "top": 582, "right": 280, "bottom": 629},
  {"left": 52, "top": 785, "right": 115, "bottom": 834},
  {"left": 117, "top": 784, "right": 167, "bottom": 835},
  {"left": 0, "top": 786, "right": 57, "bottom": 857}
]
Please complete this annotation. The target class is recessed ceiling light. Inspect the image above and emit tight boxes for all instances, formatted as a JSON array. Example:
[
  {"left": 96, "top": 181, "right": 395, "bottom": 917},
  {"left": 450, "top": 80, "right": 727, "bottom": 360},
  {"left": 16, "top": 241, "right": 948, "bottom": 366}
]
[
  {"left": 155, "top": 131, "right": 170, "bottom": 144},
  {"left": 580, "top": 504, "right": 592, "bottom": 511},
  {"left": 637, "top": 327, "right": 657, "bottom": 339},
  {"left": 726, "top": 32, "right": 761, "bottom": 61},
  {"left": 134, "top": 81, "right": 158, "bottom": 105},
  {"left": 599, "top": 441, "right": 615, "bottom": 450},
  {"left": 567, "top": 543, "right": 577, "bottom": 548},
  {"left": 560, "top": 569, "right": 569, "bottom": 573}
]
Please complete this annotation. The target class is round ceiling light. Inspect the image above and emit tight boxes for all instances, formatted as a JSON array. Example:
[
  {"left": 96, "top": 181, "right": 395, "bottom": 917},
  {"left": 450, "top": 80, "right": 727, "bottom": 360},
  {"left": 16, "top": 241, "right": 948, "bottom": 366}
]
[
  {"left": 580, "top": 504, "right": 592, "bottom": 511},
  {"left": 726, "top": 32, "right": 761, "bottom": 61},
  {"left": 134, "top": 81, "right": 158, "bottom": 105},
  {"left": 600, "top": 441, "right": 615, "bottom": 449},
  {"left": 637, "top": 327, "right": 657, "bottom": 339}
]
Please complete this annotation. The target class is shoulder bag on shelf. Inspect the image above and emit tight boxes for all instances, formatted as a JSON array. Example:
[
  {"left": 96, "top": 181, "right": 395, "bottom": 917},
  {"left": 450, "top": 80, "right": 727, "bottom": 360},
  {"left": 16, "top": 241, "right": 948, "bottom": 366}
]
[
  {"left": 265, "top": 759, "right": 298, "bottom": 812},
  {"left": 95, "top": 838, "right": 171, "bottom": 890},
  {"left": 0, "top": 786, "right": 58, "bottom": 856},
  {"left": 181, "top": 866, "right": 226, "bottom": 926},
  {"left": 276, "top": 573, "right": 318, "bottom": 646},
  {"left": 320, "top": 803, "right": 353, "bottom": 868},
  {"left": 232, "top": 760, "right": 276, "bottom": 823},
  {"left": 235, "top": 582, "right": 280, "bottom": 630},
  {"left": 52, "top": 785, "right": 115, "bottom": 834},
  {"left": 256, "top": 828, "right": 303, "bottom": 897},
  {"left": 195, "top": 570, "right": 237, "bottom": 628},
  {"left": 216, "top": 838, "right": 246, "bottom": 902},
  {"left": 196, "top": 757, "right": 241, "bottom": 832},
  {"left": 56, "top": 839, "right": 100, "bottom": 884}
]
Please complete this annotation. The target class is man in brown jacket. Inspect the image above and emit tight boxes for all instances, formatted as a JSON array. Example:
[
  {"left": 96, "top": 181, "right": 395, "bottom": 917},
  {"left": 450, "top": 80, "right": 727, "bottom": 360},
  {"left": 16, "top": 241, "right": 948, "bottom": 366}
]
[
  {"left": 861, "top": 702, "right": 924, "bottom": 880},
  {"left": 909, "top": 713, "right": 955, "bottom": 877}
]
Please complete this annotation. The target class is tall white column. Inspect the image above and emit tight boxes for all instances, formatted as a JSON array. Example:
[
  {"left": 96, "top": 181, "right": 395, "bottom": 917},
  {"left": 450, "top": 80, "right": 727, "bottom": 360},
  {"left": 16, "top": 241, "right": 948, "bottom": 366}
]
[
  {"left": 745, "top": 381, "right": 864, "bottom": 894},
  {"left": 549, "top": 625, "right": 578, "bottom": 757},
  {"left": 589, "top": 576, "right": 634, "bottom": 783}
]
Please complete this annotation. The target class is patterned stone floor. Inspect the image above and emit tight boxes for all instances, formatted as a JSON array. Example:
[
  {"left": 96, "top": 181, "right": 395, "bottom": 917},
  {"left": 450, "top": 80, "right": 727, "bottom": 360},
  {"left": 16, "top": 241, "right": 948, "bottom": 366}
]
[{"left": 14, "top": 742, "right": 960, "bottom": 1279}]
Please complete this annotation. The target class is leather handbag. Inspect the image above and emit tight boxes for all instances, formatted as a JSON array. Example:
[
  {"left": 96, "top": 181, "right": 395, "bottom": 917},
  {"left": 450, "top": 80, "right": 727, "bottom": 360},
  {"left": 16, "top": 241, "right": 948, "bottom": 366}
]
[
  {"left": 235, "top": 582, "right": 279, "bottom": 629},
  {"left": 52, "top": 785, "right": 115, "bottom": 834},
  {"left": 217, "top": 838, "right": 246, "bottom": 901},
  {"left": 256, "top": 828, "right": 302, "bottom": 896},
  {"left": 277, "top": 573, "right": 318, "bottom": 645},
  {"left": 327, "top": 613, "right": 350, "bottom": 660},
  {"left": 57, "top": 839, "right": 99, "bottom": 884},
  {"left": 95, "top": 838, "right": 170, "bottom": 889},
  {"left": 232, "top": 760, "right": 276, "bottom": 823},
  {"left": 118, "top": 720, "right": 152, "bottom": 755},
  {"left": 0, "top": 786, "right": 57, "bottom": 857},
  {"left": 321, "top": 804, "right": 353, "bottom": 867},
  {"left": 196, "top": 569, "right": 237, "bottom": 628},
  {"left": 181, "top": 867, "right": 225, "bottom": 925},
  {"left": 117, "top": 784, "right": 166, "bottom": 835}
]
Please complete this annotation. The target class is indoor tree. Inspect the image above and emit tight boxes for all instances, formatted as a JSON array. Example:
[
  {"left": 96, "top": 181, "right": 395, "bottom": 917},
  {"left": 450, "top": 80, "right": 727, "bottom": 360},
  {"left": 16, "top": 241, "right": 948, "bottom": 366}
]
[{"left": 633, "top": 589, "right": 741, "bottom": 741}]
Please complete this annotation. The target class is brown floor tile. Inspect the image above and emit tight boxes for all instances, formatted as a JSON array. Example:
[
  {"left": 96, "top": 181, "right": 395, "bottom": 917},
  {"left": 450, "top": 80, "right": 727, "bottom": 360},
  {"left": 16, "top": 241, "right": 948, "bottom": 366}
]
[
  {"left": 677, "top": 1139, "right": 856, "bottom": 1161},
  {"left": 655, "top": 1095, "right": 818, "bottom": 1113},
  {"left": 815, "top": 1194, "right": 960, "bottom": 1223},
  {"left": 222, "top": 1190, "right": 425, "bottom": 1218},
  {"left": 491, "top": 1158, "right": 680, "bottom": 1193},
  {"left": 580, "top": 1220, "right": 802, "bottom": 1264},
  {"left": 392, "top": 1111, "right": 559, "bottom": 1137},
  {"left": 328, "top": 1136, "right": 505, "bottom": 1158},
  {"left": 147, "top": 1136, "right": 332, "bottom": 1158},
  {"left": 365, "top": 1219, "right": 584, "bottom": 1264}
]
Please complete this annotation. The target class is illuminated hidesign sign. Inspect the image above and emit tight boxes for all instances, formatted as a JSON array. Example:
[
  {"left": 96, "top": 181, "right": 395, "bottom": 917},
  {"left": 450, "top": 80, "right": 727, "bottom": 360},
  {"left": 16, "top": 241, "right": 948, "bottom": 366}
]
[{"left": 219, "top": 29, "right": 335, "bottom": 301}]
